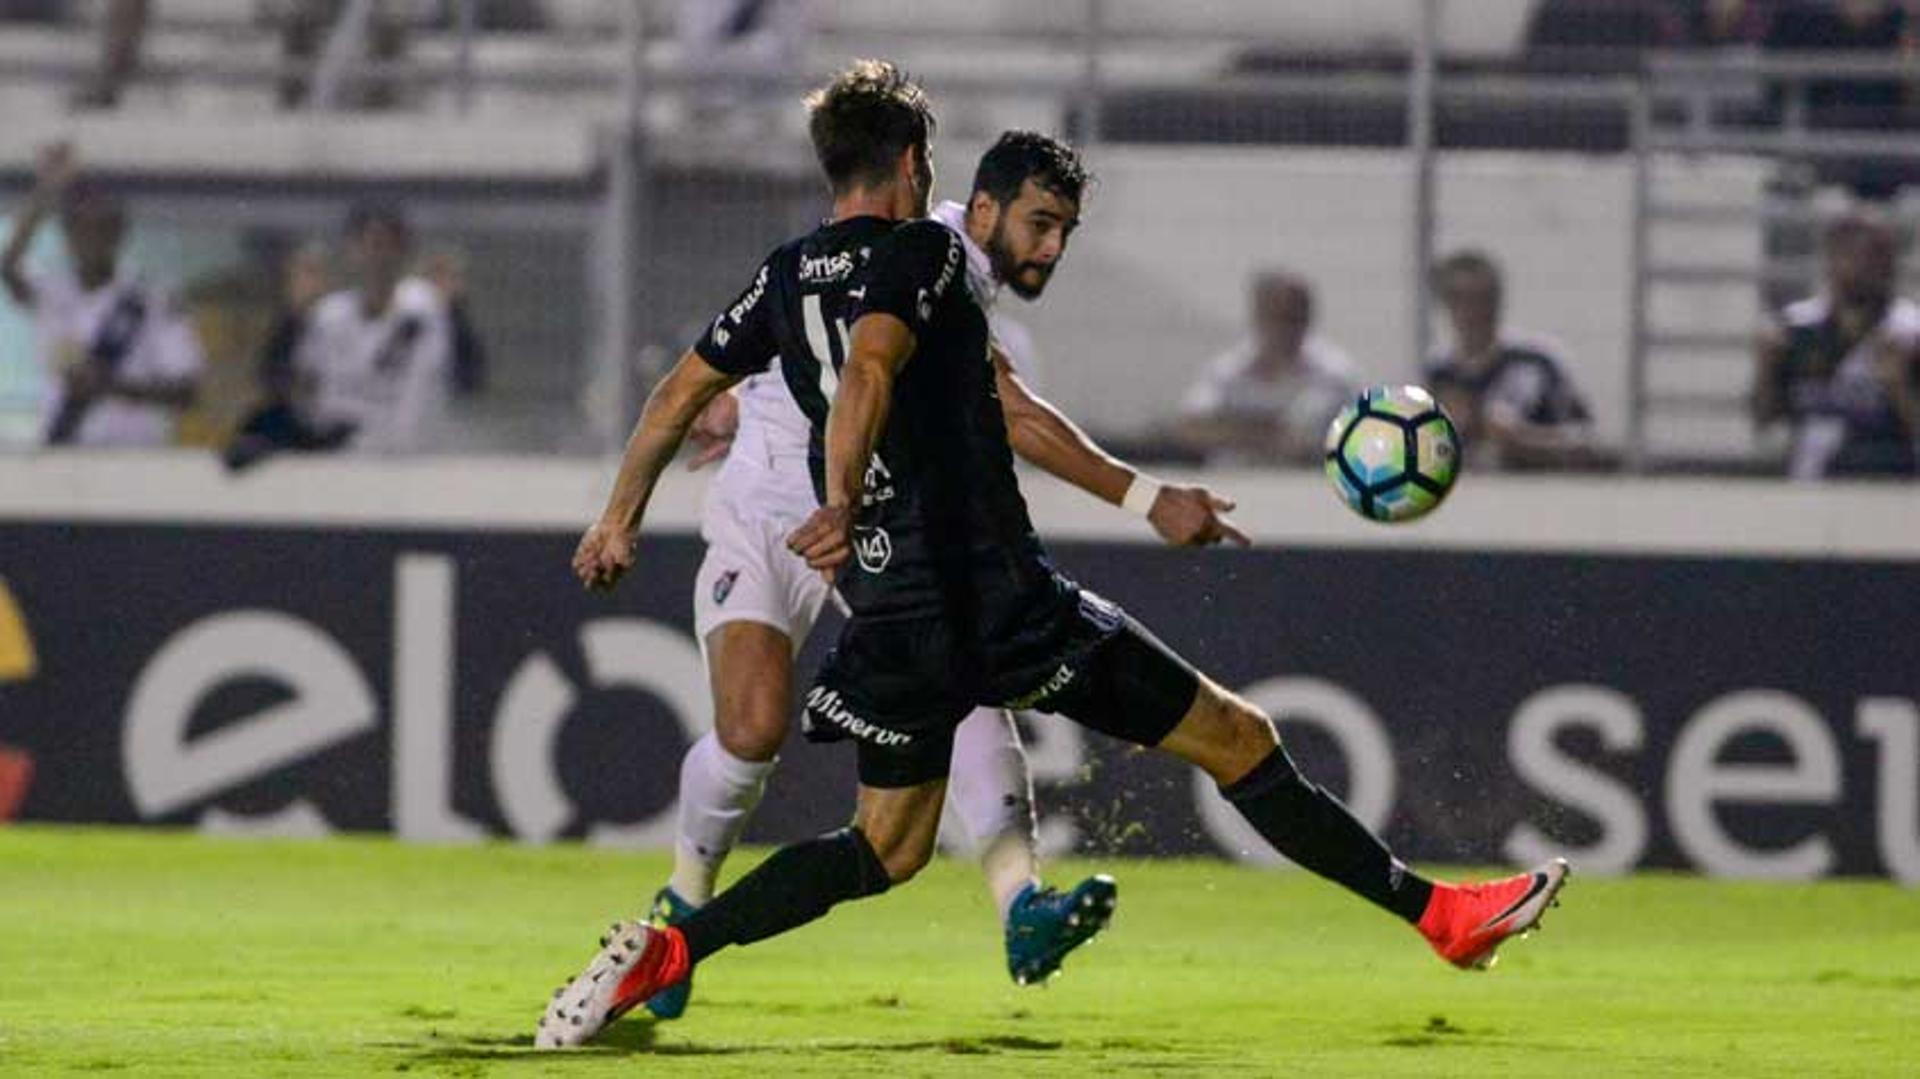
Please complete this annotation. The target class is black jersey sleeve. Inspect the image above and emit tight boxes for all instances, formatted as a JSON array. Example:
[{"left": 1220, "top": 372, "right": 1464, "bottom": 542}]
[
  {"left": 693, "top": 260, "right": 778, "bottom": 377},
  {"left": 853, "top": 219, "right": 967, "bottom": 339}
]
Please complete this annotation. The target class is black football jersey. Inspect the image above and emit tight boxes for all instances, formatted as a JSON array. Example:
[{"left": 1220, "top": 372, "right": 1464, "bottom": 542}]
[{"left": 694, "top": 215, "right": 1056, "bottom": 626}]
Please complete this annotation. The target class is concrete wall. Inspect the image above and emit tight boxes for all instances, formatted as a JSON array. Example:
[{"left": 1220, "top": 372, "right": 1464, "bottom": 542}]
[{"left": 1019, "top": 147, "right": 1769, "bottom": 449}]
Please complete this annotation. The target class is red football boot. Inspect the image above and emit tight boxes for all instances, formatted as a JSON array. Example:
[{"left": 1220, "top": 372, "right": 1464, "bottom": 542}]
[
  {"left": 535, "top": 921, "right": 692, "bottom": 1048},
  {"left": 1418, "top": 859, "right": 1570, "bottom": 970}
]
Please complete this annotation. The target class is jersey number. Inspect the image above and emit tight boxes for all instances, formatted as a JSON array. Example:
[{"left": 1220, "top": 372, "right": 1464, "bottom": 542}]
[
  {"left": 803, "top": 294, "right": 848, "bottom": 404},
  {"left": 805, "top": 294, "right": 894, "bottom": 505}
]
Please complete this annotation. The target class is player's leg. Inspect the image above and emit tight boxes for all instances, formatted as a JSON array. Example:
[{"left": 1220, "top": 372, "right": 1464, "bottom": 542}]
[
  {"left": 946, "top": 708, "right": 1039, "bottom": 916},
  {"left": 646, "top": 514, "right": 824, "bottom": 1020},
  {"left": 666, "top": 620, "right": 791, "bottom": 908},
  {"left": 536, "top": 771, "right": 948, "bottom": 1049},
  {"left": 947, "top": 708, "right": 1117, "bottom": 984},
  {"left": 1050, "top": 615, "right": 1567, "bottom": 970}
]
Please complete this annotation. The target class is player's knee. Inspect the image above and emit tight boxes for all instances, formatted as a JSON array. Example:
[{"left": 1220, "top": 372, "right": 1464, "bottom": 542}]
[
  {"left": 1186, "top": 684, "right": 1279, "bottom": 784},
  {"left": 714, "top": 696, "right": 787, "bottom": 762},
  {"left": 862, "top": 827, "right": 934, "bottom": 884}
]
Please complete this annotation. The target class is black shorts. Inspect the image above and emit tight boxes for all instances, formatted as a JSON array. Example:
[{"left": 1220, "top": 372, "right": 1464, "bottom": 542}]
[{"left": 802, "top": 586, "right": 1201, "bottom": 788}]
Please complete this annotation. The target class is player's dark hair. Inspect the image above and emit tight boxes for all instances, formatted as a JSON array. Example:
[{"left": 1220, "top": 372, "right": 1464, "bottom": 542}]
[
  {"left": 344, "top": 200, "right": 411, "bottom": 241},
  {"left": 805, "top": 59, "right": 935, "bottom": 193},
  {"left": 1252, "top": 269, "right": 1313, "bottom": 317},
  {"left": 1431, "top": 249, "right": 1503, "bottom": 300},
  {"left": 971, "top": 130, "right": 1091, "bottom": 207},
  {"left": 1824, "top": 208, "right": 1895, "bottom": 251}
]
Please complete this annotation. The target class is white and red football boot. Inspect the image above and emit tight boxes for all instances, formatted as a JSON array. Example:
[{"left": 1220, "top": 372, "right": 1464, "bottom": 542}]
[
  {"left": 1418, "top": 858, "right": 1570, "bottom": 970},
  {"left": 534, "top": 920, "right": 691, "bottom": 1049}
]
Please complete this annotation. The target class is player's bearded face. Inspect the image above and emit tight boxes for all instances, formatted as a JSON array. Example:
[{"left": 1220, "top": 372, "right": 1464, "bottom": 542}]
[{"left": 985, "top": 180, "right": 1079, "bottom": 300}]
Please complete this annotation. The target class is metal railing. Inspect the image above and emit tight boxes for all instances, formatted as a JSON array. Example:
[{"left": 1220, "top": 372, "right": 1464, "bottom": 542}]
[
  {"left": 15, "top": 7, "right": 1920, "bottom": 468},
  {"left": 1628, "top": 50, "right": 1920, "bottom": 472}
]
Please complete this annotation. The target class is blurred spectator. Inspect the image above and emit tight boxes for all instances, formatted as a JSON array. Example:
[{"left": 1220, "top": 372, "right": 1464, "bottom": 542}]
[
  {"left": 255, "top": 240, "right": 333, "bottom": 407},
  {"left": 225, "top": 242, "right": 347, "bottom": 469},
  {"left": 1677, "top": 0, "right": 1772, "bottom": 48},
  {"left": 71, "top": 0, "right": 148, "bottom": 110},
  {"left": 0, "top": 143, "right": 203, "bottom": 448},
  {"left": 1764, "top": 0, "right": 1910, "bottom": 127},
  {"left": 418, "top": 247, "right": 488, "bottom": 397},
  {"left": 678, "top": 0, "right": 812, "bottom": 130},
  {"left": 1426, "top": 250, "right": 1595, "bottom": 471},
  {"left": 270, "top": 0, "right": 410, "bottom": 110},
  {"left": 287, "top": 203, "right": 451, "bottom": 454},
  {"left": 1753, "top": 210, "right": 1920, "bottom": 478},
  {"left": 1173, "top": 270, "right": 1359, "bottom": 467}
]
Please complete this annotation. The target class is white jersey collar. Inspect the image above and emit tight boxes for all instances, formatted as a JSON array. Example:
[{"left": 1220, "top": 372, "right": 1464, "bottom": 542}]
[{"left": 930, "top": 200, "right": 999, "bottom": 311}]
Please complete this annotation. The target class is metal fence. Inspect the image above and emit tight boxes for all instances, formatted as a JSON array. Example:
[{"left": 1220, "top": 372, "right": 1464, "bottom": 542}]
[{"left": 5, "top": 2, "right": 1920, "bottom": 471}]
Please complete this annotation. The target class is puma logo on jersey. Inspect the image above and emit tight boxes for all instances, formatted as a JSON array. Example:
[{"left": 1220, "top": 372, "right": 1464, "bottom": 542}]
[{"left": 726, "top": 265, "right": 770, "bottom": 327}]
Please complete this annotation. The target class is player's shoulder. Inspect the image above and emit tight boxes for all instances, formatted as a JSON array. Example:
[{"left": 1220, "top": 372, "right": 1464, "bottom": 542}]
[
  {"left": 1780, "top": 294, "right": 1830, "bottom": 329},
  {"left": 1883, "top": 297, "right": 1920, "bottom": 341},
  {"left": 392, "top": 276, "right": 449, "bottom": 320},
  {"left": 875, "top": 217, "right": 964, "bottom": 263},
  {"left": 1499, "top": 331, "right": 1576, "bottom": 372},
  {"left": 309, "top": 287, "right": 360, "bottom": 326},
  {"left": 1302, "top": 334, "right": 1359, "bottom": 379}
]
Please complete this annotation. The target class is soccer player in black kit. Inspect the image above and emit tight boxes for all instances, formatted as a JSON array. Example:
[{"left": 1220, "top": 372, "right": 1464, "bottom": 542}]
[{"left": 542, "top": 60, "right": 1569, "bottom": 1049}]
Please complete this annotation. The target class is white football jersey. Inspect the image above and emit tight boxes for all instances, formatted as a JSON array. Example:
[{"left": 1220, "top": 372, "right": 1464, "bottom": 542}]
[
  {"left": 296, "top": 277, "right": 451, "bottom": 454},
  {"left": 29, "top": 265, "right": 203, "bottom": 447},
  {"left": 711, "top": 202, "right": 1034, "bottom": 508}
]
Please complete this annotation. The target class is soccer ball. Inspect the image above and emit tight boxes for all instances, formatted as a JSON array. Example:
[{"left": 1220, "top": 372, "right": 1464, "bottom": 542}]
[{"left": 1323, "top": 385, "right": 1460, "bottom": 523}]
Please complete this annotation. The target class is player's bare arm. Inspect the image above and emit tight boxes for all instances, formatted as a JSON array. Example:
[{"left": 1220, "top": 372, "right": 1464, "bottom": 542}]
[
  {"left": 992, "top": 346, "right": 1247, "bottom": 548},
  {"left": 684, "top": 388, "right": 741, "bottom": 470},
  {"left": 574, "top": 349, "right": 737, "bottom": 591},
  {"left": 1872, "top": 332, "right": 1920, "bottom": 435},
  {"left": 0, "top": 142, "right": 76, "bottom": 308},
  {"left": 786, "top": 311, "right": 917, "bottom": 578},
  {"left": 1482, "top": 400, "right": 1594, "bottom": 466}
]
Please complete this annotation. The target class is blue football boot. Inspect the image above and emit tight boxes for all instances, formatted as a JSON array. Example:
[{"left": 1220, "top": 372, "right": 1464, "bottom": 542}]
[
  {"left": 1004, "top": 874, "right": 1119, "bottom": 985},
  {"left": 641, "top": 886, "right": 696, "bottom": 1019}
]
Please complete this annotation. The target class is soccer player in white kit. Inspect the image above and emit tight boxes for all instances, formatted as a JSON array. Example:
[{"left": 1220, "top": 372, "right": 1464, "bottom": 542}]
[
  {"left": 1, "top": 143, "right": 203, "bottom": 447},
  {"left": 642, "top": 133, "right": 1249, "bottom": 1019}
]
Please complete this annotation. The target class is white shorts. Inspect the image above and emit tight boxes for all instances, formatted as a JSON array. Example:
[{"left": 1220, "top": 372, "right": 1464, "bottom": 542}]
[{"left": 692, "top": 458, "right": 834, "bottom": 648}]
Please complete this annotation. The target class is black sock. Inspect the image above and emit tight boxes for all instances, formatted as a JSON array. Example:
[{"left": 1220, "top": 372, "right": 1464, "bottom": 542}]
[
  {"left": 677, "top": 827, "right": 892, "bottom": 965},
  {"left": 1221, "top": 745, "right": 1434, "bottom": 924}
]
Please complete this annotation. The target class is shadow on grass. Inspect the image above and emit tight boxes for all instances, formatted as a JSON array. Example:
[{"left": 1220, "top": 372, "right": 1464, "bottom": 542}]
[{"left": 388, "top": 1021, "right": 1082, "bottom": 1067}]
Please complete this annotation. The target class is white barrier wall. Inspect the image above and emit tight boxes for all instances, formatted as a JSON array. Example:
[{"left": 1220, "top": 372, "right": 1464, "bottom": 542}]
[
  {"left": 1020, "top": 148, "right": 1769, "bottom": 448},
  {"left": 0, "top": 451, "right": 1912, "bottom": 559}
]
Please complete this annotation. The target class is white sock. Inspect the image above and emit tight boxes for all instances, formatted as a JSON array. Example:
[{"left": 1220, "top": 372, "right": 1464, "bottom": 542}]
[
  {"left": 948, "top": 708, "right": 1039, "bottom": 922},
  {"left": 668, "top": 732, "right": 775, "bottom": 906}
]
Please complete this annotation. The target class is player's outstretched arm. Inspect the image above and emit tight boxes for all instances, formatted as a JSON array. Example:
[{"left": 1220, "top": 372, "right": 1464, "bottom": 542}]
[
  {"left": 787, "top": 312, "right": 917, "bottom": 579},
  {"left": 574, "top": 349, "right": 737, "bottom": 591},
  {"left": 992, "top": 346, "right": 1248, "bottom": 548}
]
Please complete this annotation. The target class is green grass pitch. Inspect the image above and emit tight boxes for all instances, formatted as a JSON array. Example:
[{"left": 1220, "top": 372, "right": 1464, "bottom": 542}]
[{"left": 2, "top": 826, "right": 1915, "bottom": 1077}]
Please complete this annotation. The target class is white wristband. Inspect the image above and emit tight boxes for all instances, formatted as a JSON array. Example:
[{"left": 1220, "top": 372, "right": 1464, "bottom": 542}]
[{"left": 1122, "top": 474, "right": 1162, "bottom": 517}]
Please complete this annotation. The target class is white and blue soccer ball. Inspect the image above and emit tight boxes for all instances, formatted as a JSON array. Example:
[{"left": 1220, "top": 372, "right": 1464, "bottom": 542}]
[{"left": 1323, "top": 384, "right": 1460, "bottom": 524}]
